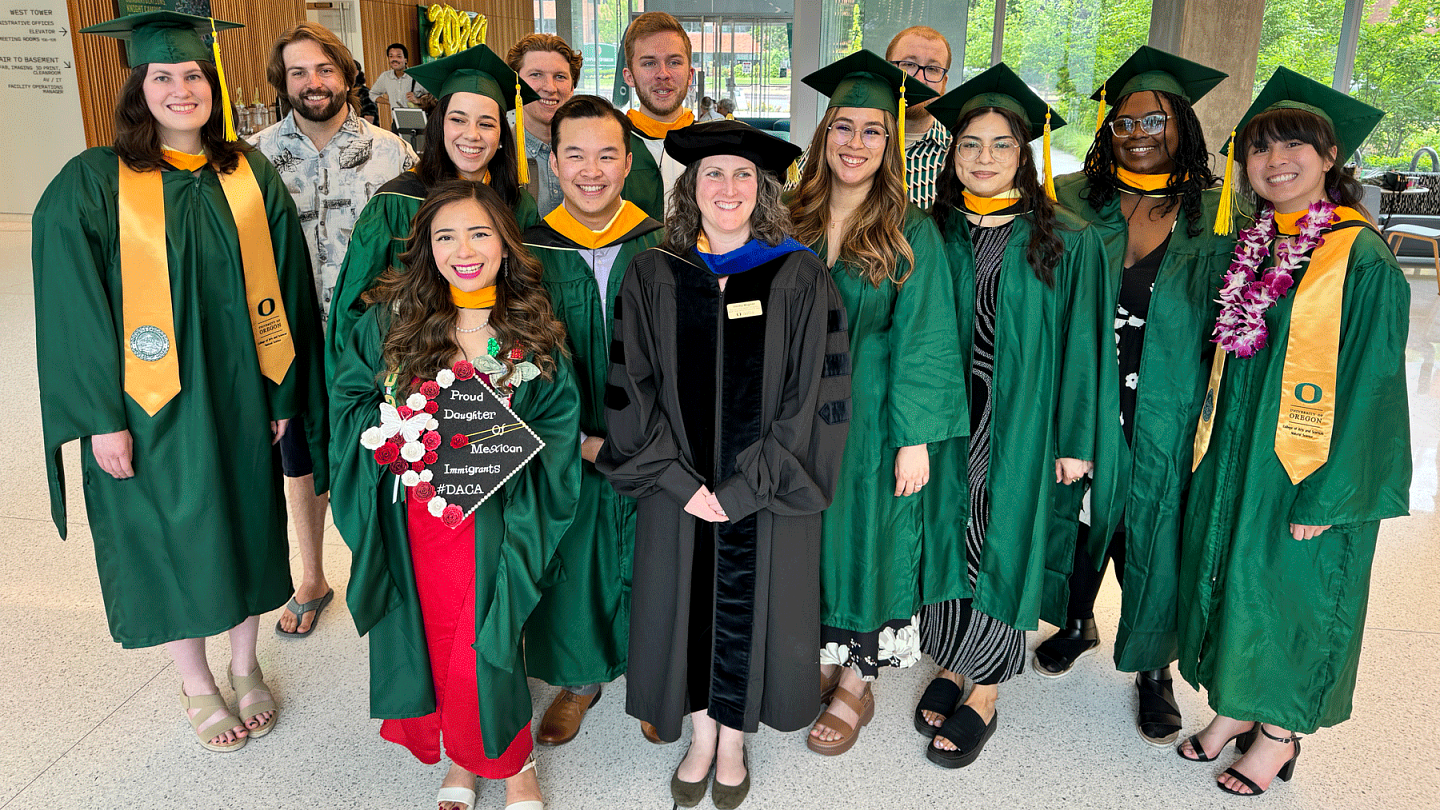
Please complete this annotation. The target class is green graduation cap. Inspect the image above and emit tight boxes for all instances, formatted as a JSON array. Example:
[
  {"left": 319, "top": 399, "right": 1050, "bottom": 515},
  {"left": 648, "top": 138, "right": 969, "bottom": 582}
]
[
  {"left": 1092, "top": 45, "right": 1227, "bottom": 106},
  {"left": 926, "top": 63, "right": 1063, "bottom": 141},
  {"left": 801, "top": 49, "right": 937, "bottom": 113},
  {"left": 407, "top": 44, "right": 539, "bottom": 109},
  {"left": 1223, "top": 66, "right": 1384, "bottom": 162},
  {"left": 80, "top": 10, "right": 241, "bottom": 68}
]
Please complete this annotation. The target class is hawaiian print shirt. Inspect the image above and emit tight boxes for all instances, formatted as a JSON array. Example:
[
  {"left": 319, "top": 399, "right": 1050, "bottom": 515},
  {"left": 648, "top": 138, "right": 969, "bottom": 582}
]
[{"left": 250, "top": 109, "right": 417, "bottom": 323}]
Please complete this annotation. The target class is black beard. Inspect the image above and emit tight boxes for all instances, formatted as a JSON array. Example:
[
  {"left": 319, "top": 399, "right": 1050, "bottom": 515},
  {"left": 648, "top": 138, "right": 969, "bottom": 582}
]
[{"left": 290, "top": 90, "right": 347, "bottom": 123}]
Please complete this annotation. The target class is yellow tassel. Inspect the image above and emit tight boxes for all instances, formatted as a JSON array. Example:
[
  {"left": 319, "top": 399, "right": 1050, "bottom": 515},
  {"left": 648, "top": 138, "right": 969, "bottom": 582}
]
[
  {"left": 1095, "top": 85, "right": 1107, "bottom": 134},
  {"left": 787, "top": 159, "right": 800, "bottom": 187},
  {"left": 1214, "top": 129, "right": 1236, "bottom": 235},
  {"left": 1043, "top": 107, "right": 1057, "bottom": 201},
  {"left": 898, "top": 81, "right": 908, "bottom": 192},
  {"left": 514, "top": 78, "right": 528, "bottom": 186},
  {"left": 211, "top": 19, "right": 237, "bottom": 142}
]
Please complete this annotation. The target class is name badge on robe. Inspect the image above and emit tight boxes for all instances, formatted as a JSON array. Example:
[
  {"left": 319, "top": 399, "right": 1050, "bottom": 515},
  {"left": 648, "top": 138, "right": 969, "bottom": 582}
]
[{"left": 726, "top": 300, "right": 763, "bottom": 319}]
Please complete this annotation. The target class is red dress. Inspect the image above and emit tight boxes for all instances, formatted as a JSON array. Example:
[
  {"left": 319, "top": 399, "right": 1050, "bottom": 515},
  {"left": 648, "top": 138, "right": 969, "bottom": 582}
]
[{"left": 379, "top": 491, "right": 533, "bottom": 778}]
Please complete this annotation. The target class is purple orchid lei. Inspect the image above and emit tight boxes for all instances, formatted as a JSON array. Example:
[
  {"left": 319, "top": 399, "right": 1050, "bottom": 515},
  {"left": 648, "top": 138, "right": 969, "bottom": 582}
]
[{"left": 1213, "top": 199, "right": 1338, "bottom": 358}]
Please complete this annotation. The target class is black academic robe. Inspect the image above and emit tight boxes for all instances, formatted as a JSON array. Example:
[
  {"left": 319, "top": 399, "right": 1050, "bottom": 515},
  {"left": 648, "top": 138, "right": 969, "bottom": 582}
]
[{"left": 596, "top": 245, "right": 851, "bottom": 739}]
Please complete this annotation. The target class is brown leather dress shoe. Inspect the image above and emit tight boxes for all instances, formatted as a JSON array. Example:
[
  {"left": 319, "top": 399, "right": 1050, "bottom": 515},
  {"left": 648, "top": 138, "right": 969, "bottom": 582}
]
[
  {"left": 641, "top": 720, "right": 669, "bottom": 744},
  {"left": 536, "top": 687, "right": 601, "bottom": 746}
]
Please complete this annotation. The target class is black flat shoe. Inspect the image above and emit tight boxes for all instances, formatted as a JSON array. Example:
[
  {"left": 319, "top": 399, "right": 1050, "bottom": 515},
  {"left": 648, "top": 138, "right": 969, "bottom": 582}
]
[
  {"left": 1032, "top": 618, "right": 1099, "bottom": 678},
  {"left": 913, "top": 677, "right": 963, "bottom": 739},
  {"left": 1135, "top": 669, "right": 1182, "bottom": 747},
  {"left": 710, "top": 748, "right": 750, "bottom": 810},
  {"left": 1218, "top": 725, "right": 1301, "bottom": 796},
  {"left": 669, "top": 748, "right": 711, "bottom": 808},
  {"left": 924, "top": 706, "right": 998, "bottom": 769},
  {"left": 1177, "top": 723, "right": 1257, "bottom": 762}
]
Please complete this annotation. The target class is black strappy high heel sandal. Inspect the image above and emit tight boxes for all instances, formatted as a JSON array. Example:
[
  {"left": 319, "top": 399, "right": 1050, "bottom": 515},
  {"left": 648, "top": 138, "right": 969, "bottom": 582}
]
[
  {"left": 1176, "top": 721, "right": 1258, "bottom": 762},
  {"left": 1218, "top": 724, "right": 1301, "bottom": 796}
]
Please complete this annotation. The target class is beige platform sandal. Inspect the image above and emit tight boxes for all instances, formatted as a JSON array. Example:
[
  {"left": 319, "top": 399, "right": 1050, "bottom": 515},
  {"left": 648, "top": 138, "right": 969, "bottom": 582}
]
[
  {"left": 229, "top": 664, "right": 278, "bottom": 738},
  {"left": 179, "top": 687, "right": 247, "bottom": 752}
]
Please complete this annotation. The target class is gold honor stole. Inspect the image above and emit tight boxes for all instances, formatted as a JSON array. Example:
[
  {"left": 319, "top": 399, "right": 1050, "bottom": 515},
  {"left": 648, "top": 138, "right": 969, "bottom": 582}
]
[
  {"left": 117, "top": 152, "right": 294, "bottom": 416},
  {"left": 1114, "top": 168, "right": 1188, "bottom": 197},
  {"left": 626, "top": 108, "right": 695, "bottom": 140},
  {"left": 544, "top": 201, "right": 651, "bottom": 250},
  {"left": 960, "top": 189, "right": 1025, "bottom": 216},
  {"left": 1192, "top": 207, "right": 1370, "bottom": 483}
]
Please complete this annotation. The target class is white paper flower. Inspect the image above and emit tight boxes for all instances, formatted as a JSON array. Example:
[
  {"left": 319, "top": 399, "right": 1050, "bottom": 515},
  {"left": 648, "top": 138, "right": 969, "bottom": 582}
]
[
  {"left": 878, "top": 617, "right": 922, "bottom": 669},
  {"left": 819, "top": 642, "right": 850, "bottom": 668},
  {"left": 360, "top": 426, "right": 386, "bottom": 450},
  {"left": 436, "top": 368, "right": 456, "bottom": 388},
  {"left": 1125, "top": 372, "right": 1139, "bottom": 390},
  {"left": 419, "top": 469, "right": 434, "bottom": 482},
  {"left": 400, "top": 441, "right": 425, "bottom": 462},
  {"left": 427, "top": 495, "right": 448, "bottom": 517},
  {"left": 401, "top": 470, "right": 420, "bottom": 487},
  {"left": 406, "top": 392, "right": 427, "bottom": 411},
  {"left": 427, "top": 418, "right": 439, "bottom": 431}
]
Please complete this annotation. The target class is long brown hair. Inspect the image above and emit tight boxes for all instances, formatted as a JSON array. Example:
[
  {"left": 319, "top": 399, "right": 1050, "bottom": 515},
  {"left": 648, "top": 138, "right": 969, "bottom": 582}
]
[
  {"left": 364, "top": 181, "right": 567, "bottom": 393},
  {"left": 113, "top": 61, "right": 248, "bottom": 174},
  {"left": 415, "top": 92, "right": 523, "bottom": 208},
  {"left": 790, "top": 106, "right": 915, "bottom": 287},
  {"left": 932, "top": 106, "right": 1064, "bottom": 287},
  {"left": 1235, "top": 106, "right": 1366, "bottom": 214}
]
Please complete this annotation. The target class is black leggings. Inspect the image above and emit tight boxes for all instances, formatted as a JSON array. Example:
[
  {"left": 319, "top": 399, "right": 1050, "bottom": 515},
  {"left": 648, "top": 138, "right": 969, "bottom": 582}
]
[{"left": 1066, "top": 521, "right": 1127, "bottom": 621}]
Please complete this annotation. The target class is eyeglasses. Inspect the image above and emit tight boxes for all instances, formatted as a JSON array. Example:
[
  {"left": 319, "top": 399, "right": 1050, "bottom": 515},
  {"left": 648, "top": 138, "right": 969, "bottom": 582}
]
[
  {"left": 829, "top": 122, "right": 890, "bottom": 149},
  {"left": 1109, "top": 114, "right": 1169, "bottom": 137},
  {"left": 955, "top": 139, "right": 1020, "bottom": 162},
  {"left": 890, "top": 60, "right": 949, "bottom": 83}
]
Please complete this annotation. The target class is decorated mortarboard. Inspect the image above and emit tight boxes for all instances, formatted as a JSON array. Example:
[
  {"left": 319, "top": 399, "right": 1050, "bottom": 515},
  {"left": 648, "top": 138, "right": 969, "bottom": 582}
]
[
  {"left": 1212, "top": 66, "right": 1385, "bottom": 235},
  {"left": 407, "top": 44, "right": 541, "bottom": 183},
  {"left": 925, "top": 63, "right": 1066, "bottom": 200},
  {"left": 664, "top": 120, "right": 802, "bottom": 178},
  {"left": 80, "top": 11, "right": 244, "bottom": 141},
  {"left": 1091, "top": 46, "right": 1227, "bottom": 133},
  {"left": 80, "top": 10, "right": 241, "bottom": 67},
  {"left": 361, "top": 354, "right": 546, "bottom": 528}
]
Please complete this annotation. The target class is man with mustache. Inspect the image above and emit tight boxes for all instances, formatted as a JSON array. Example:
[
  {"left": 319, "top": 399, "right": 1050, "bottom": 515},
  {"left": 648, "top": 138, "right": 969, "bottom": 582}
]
[
  {"left": 370, "top": 42, "right": 424, "bottom": 110},
  {"left": 250, "top": 22, "right": 416, "bottom": 640}
]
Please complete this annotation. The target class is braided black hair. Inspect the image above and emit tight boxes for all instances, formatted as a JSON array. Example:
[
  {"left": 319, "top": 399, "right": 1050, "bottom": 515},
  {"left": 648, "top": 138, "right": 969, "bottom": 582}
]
[{"left": 1081, "top": 90, "right": 1215, "bottom": 238}]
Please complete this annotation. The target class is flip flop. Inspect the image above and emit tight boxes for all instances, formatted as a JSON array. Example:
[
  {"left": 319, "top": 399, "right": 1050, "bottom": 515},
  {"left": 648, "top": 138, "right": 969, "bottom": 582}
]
[{"left": 274, "top": 588, "right": 334, "bottom": 638}]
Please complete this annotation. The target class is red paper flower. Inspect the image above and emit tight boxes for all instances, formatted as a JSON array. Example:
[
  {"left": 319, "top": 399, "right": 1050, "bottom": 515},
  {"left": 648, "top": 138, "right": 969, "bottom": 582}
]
[
  {"left": 454, "top": 360, "right": 475, "bottom": 380},
  {"left": 387, "top": 434, "right": 404, "bottom": 446},
  {"left": 411, "top": 461, "right": 425, "bottom": 472},
  {"left": 373, "top": 443, "right": 399, "bottom": 465},
  {"left": 414, "top": 482, "right": 435, "bottom": 502},
  {"left": 450, "top": 433, "right": 470, "bottom": 449},
  {"left": 424, "top": 400, "right": 439, "bottom": 414},
  {"left": 423, "top": 451, "right": 438, "bottom": 465},
  {"left": 397, "top": 405, "right": 414, "bottom": 419},
  {"left": 419, "top": 380, "right": 441, "bottom": 399},
  {"left": 388, "top": 459, "right": 409, "bottom": 476},
  {"left": 441, "top": 504, "right": 464, "bottom": 528},
  {"left": 423, "top": 431, "right": 442, "bottom": 451},
  {"left": 510, "top": 345, "right": 525, "bottom": 360}
]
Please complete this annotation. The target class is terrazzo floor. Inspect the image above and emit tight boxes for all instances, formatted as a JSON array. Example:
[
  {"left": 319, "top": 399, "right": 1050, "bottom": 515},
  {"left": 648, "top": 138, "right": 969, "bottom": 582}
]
[{"left": 1, "top": 217, "right": 1437, "bottom": 809}]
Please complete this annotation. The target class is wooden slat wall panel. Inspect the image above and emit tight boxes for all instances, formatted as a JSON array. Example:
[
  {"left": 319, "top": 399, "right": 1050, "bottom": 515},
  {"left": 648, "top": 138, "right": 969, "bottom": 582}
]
[{"left": 67, "top": 0, "right": 530, "bottom": 148}]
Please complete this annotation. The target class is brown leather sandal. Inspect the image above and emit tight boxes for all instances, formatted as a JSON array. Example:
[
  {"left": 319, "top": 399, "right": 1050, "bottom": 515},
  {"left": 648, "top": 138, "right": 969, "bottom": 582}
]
[{"left": 805, "top": 685, "right": 874, "bottom": 756}]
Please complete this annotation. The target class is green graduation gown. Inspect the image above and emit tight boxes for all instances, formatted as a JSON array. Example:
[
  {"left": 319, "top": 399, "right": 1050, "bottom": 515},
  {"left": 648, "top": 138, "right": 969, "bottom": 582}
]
[
  {"left": 1046, "top": 173, "right": 1234, "bottom": 670},
  {"left": 1177, "top": 225, "right": 1410, "bottom": 734},
  {"left": 937, "top": 208, "right": 1124, "bottom": 631},
  {"left": 521, "top": 212, "right": 665, "bottom": 686},
  {"left": 324, "top": 171, "right": 538, "bottom": 381},
  {"left": 34, "top": 147, "right": 328, "bottom": 648},
  {"left": 812, "top": 205, "right": 968, "bottom": 632},
  {"left": 625, "top": 133, "right": 666, "bottom": 221},
  {"left": 330, "top": 307, "right": 581, "bottom": 757}
]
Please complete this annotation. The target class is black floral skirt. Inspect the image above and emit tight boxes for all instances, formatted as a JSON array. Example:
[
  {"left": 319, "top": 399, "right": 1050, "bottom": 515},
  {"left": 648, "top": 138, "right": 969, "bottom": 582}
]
[{"left": 820, "top": 615, "right": 921, "bottom": 681}]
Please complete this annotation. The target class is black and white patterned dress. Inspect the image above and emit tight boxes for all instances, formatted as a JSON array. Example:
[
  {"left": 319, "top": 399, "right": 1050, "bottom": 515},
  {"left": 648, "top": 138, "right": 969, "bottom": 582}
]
[{"left": 919, "top": 221, "right": 1026, "bottom": 685}]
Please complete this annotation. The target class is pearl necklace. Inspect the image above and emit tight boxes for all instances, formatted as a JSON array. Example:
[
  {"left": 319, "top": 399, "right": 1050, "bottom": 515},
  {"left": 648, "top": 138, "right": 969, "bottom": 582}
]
[{"left": 455, "top": 319, "right": 489, "bottom": 334}]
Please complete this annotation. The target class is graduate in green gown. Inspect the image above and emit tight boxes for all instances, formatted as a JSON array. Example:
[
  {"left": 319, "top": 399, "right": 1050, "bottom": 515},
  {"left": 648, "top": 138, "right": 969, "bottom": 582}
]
[
  {"left": 326, "top": 44, "right": 541, "bottom": 382},
  {"left": 912, "top": 64, "right": 1121, "bottom": 768},
  {"left": 34, "top": 11, "right": 327, "bottom": 753},
  {"left": 519, "top": 95, "right": 664, "bottom": 745},
  {"left": 330, "top": 181, "right": 579, "bottom": 809},
  {"left": 787, "top": 50, "right": 967, "bottom": 758},
  {"left": 1036, "top": 47, "right": 1235, "bottom": 747},
  {"left": 1176, "top": 69, "right": 1409, "bottom": 798}
]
